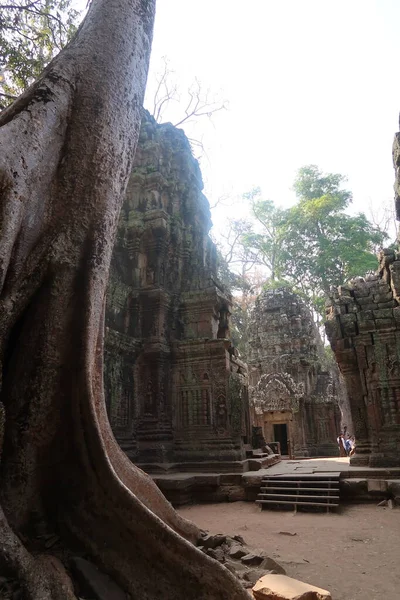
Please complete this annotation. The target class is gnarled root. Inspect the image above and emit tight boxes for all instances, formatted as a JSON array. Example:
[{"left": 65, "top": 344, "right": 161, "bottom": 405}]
[{"left": 0, "top": 505, "right": 76, "bottom": 600}]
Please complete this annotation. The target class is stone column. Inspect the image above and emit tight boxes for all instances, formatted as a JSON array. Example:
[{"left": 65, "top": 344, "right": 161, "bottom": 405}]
[{"left": 337, "top": 354, "right": 371, "bottom": 465}]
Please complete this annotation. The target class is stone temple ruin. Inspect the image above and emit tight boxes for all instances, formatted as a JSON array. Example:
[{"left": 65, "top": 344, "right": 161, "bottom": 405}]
[
  {"left": 104, "top": 113, "right": 353, "bottom": 474},
  {"left": 247, "top": 288, "right": 343, "bottom": 457},
  {"left": 325, "top": 132, "right": 400, "bottom": 468},
  {"left": 104, "top": 111, "right": 250, "bottom": 471},
  {"left": 326, "top": 252, "right": 400, "bottom": 467}
]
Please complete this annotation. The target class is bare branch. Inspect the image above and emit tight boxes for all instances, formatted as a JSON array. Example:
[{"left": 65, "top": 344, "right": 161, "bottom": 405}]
[
  {"left": 209, "top": 192, "right": 234, "bottom": 210},
  {"left": 174, "top": 78, "right": 227, "bottom": 127}
]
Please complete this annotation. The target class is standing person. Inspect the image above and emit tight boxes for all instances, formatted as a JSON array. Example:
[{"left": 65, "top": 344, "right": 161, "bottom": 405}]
[
  {"left": 337, "top": 433, "right": 347, "bottom": 457},
  {"left": 344, "top": 434, "right": 352, "bottom": 456}
]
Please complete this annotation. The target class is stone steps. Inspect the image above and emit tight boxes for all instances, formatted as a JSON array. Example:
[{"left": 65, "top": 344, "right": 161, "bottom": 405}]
[
  {"left": 256, "top": 473, "right": 341, "bottom": 512},
  {"left": 260, "top": 486, "right": 339, "bottom": 492}
]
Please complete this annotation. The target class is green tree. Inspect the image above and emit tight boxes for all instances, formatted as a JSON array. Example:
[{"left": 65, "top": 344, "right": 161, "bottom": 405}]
[
  {"left": 241, "top": 187, "right": 286, "bottom": 281},
  {"left": 281, "top": 165, "right": 386, "bottom": 315},
  {"left": 239, "top": 166, "right": 387, "bottom": 318},
  {"left": 0, "top": 0, "right": 80, "bottom": 107}
]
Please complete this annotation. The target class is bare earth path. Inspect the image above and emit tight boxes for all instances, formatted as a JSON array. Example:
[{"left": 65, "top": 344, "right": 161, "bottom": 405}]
[{"left": 178, "top": 502, "right": 400, "bottom": 600}]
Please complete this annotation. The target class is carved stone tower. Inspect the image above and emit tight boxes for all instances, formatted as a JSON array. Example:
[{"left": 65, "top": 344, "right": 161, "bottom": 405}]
[
  {"left": 325, "top": 129, "right": 400, "bottom": 468},
  {"left": 104, "top": 111, "right": 249, "bottom": 470},
  {"left": 247, "top": 287, "right": 342, "bottom": 457}
]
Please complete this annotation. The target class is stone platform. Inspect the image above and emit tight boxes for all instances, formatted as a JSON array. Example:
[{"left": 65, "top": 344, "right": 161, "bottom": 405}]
[
  {"left": 151, "top": 457, "right": 400, "bottom": 506},
  {"left": 149, "top": 454, "right": 281, "bottom": 505},
  {"left": 245, "top": 457, "right": 400, "bottom": 504}
]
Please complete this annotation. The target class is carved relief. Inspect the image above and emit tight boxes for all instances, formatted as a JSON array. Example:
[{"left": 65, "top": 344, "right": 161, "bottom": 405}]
[
  {"left": 326, "top": 250, "right": 400, "bottom": 465},
  {"left": 248, "top": 287, "right": 343, "bottom": 457},
  {"left": 104, "top": 110, "right": 249, "bottom": 465},
  {"left": 250, "top": 372, "right": 302, "bottom": 415}
]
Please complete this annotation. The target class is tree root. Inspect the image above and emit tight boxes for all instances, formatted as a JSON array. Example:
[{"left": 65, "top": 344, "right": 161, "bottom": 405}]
[
  {"left": 0, "top": 506, "right": 66, "bottom": 600},
  {"left": 0, "top": 1, "right": 252, "bottom": 597}
]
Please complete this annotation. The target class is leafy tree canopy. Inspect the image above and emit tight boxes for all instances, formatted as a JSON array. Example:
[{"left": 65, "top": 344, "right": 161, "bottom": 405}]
[
  {"left": 226, "top": 165, "right": 388, "bottom": 319},
  {"left": 281, "top": 165, "right": 386, "bottom": 311},
  {"left": 0, "top": 0, "right": 80, "bottom": 106},
  {"left": 240, "top": 187, "right": 287, "bottom": 281}
]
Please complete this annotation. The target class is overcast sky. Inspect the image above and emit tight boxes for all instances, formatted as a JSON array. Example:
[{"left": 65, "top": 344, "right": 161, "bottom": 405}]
[{"left": 77, "top": 0, "right": 400, "bottom": 234}]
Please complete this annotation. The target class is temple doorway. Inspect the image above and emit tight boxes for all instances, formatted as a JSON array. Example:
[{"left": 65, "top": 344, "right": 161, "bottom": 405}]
[{"left": 274, "top": 423, "right": 288, "bottom": 455}]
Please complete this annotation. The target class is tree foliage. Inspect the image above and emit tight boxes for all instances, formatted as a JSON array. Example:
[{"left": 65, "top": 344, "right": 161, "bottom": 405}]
[
  {"left": 0, "top": 0, "right": 81, "bottom": 106},
  {"left": 240, "top": 187, "right": 286, "bottom": 281},
  {"left": 218, "top": 166, "right": 387, "bottom": 319},
  {"left": 279, "top": 165, "right": 386, "bottom": 314}
]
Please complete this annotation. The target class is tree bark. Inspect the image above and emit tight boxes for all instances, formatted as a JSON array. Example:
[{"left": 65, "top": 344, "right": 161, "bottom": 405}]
[{"left": 0, "top": 1, "right": 250, "bottom": 598}]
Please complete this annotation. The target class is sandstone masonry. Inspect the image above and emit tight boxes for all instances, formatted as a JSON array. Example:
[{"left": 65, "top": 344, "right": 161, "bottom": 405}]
[
  {"left": 104, "top": 112, "right": 250, "bottom": 469},
  {"left": 247, "top": 288, "right": 342, "bottom": 457}
]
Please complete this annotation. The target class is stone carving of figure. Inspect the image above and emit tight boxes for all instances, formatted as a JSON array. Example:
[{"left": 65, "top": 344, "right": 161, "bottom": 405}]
[
  {"left": 145, "top": 381, "right": 155, "bottom": 417},
  {"left": 216, "top": 396, "right": 227, "bottom": 430},
  {"left": 217, "top": 307, "right": 230, "bottom": 339}
]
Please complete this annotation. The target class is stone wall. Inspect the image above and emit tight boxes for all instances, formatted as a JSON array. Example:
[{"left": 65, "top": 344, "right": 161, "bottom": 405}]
[
  {"left": 325, "top": 250, "right": 400, "bottom": 466},
  {"left": 247, "top": 288, "right": 342, "bottom": 457},
  {"left": 325, "top": 130, "right": 400, "bottom": 468},
  {"left": 104, "top": 111, "right": 249, "bottom": 469}
]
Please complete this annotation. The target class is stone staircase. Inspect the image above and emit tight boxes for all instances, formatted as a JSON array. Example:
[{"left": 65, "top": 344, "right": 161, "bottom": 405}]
[{"left": 256, "top": 472, "right": 341, "bottom": 512}]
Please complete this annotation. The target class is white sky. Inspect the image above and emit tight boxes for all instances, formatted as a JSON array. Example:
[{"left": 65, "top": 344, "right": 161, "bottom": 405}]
[{"left": 76, "top": 0, "right": 400, "bottom": 236}]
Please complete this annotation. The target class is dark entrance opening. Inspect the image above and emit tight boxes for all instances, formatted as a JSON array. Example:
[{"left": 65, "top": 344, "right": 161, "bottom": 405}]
[{"left": 274, "top": 423, "right": 288, "bottom": 455}]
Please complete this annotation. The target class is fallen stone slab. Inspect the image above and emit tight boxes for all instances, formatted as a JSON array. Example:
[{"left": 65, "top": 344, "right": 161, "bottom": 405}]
[
  {"left": 367, "top": 479, "right": 388, "bottom": 494},
  {"left": 233, "top": 534, "right": 246, "bottom": 544},
  {"left": 252, "top": 574, "right": 332, "bottom": 600},
  {"left": 259, "top": 557, "right": 286, "bottom": 575},
  {"left": 242, "top": 553, "right": 266, "bottom": 566},
  {"left": 201, "top": 533, "right": 227, "bottom": 549},
  {"left": 229, "top": 544, "right": 249, "bottom": 559}
]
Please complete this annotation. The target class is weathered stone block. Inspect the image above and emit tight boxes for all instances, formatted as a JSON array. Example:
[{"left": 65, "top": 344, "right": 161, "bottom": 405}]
[
  {"left": 259, "top": 557, "right": 286, "bottom": 575},
  {"left": 388, "top": 480, "right": 400, "bottom": 504},
  {"left": 201, "top": 533, "right": 227, "bottom": 549},
  {"left": 357, "top": 319, "right": 376, "bottom": 333},
  {"left": 373, "top": 308, "right": 393, "bottom": 319},
  {"left": 242, "top": 551, "right": 267, "bottom": 566},
  {"left": 357, "top": 309, "right": 373, "bottom": 320},
  {"left": 367, "top": 479, "right": 388, "bottom": 493},
  {"left": 378, "top": 300, "right": 397, "bottom": 308},
  {"left": 373, "top": 291, "right": 393, "bottom": 303},
  {"left": 355, "top": 294, "right": 373, "bottom": 305},
  {"left": 374, "top": 318, "right": 395, "bottom": 330},
  {"left": 353, "top": 287, "right": 370, "bottom": 298},
  {"left": 229, "top": 545, "right": 249, "bottom": 559},
  {"left": 252, "top": 574, "right": 332, "bottom": 600},
  {"left": 340, "top": 313, "right": 357, "bottom": 336},
  {"left": 324, "top": 318, "right": 341, "bottom": 340}
]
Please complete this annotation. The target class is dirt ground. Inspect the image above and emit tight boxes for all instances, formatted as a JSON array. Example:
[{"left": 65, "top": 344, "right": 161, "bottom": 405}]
[{"left": 178, "top": 502, "right": 400, "bottom": 600}]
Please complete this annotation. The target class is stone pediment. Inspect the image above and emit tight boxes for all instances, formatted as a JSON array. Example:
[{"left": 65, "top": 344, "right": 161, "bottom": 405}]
[{"left": 250, "top": 372, "right": 303, "bottom": 415}]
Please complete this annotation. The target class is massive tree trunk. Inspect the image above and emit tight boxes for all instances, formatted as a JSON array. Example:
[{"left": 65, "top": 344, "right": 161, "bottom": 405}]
[{"left": 0, "top": 1, "right": 250, "bottom": 598}]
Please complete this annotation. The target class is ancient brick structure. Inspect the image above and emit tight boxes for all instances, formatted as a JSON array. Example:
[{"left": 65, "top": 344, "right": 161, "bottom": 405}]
[
  {"left": 325, "top": 251, "right": 400, "bottom": 467},
  {"left": 104, "top": 111, "right": 249, "bottom": 470},
  {"left": 324, "top": 130, "right": 400, "bottom": 468},
  {"left": 247, "top": 288, "right": 342, "bottom": 457}
]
